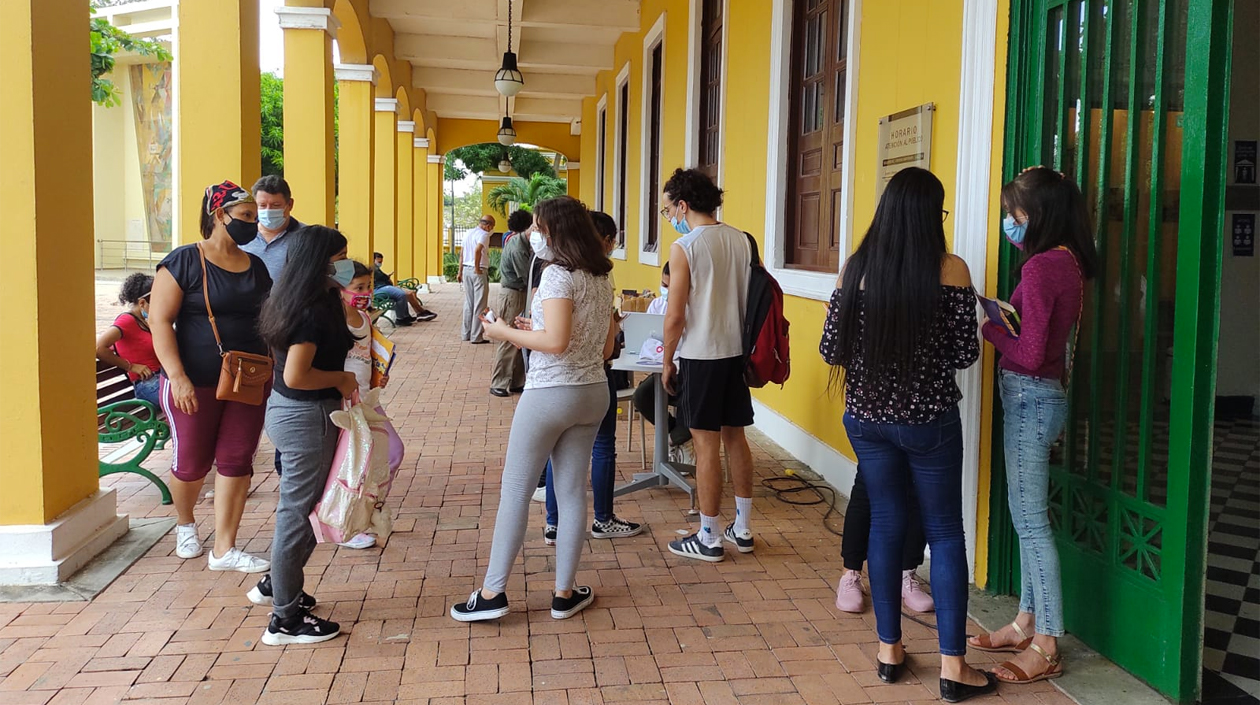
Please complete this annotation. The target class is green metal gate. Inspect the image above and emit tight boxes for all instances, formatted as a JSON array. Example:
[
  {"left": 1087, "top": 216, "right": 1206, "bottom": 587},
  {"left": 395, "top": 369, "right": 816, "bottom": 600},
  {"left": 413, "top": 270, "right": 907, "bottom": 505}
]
[{"left": 990, "top": 1, "right": 1232, "bottom": 701}]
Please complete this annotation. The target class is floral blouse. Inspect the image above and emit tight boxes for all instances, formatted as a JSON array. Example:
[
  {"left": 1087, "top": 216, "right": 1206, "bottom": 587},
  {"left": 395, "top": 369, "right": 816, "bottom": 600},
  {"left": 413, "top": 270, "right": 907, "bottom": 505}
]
[{"left": 819, "top": 285, "right": 980, "bottom": 424}]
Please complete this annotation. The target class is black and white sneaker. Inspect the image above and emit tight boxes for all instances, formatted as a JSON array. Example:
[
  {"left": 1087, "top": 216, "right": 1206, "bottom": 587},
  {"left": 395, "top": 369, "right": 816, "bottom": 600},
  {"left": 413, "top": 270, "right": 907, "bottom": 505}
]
[
  {"left": 723, "top": 524, "right": 755, "bottom": 554},
  {"left": 543, "top": 525, "right": 557, "bottom": 546},
  {"left": 246, "top": 575, "right": 317, "bottom": 610},
  {"left": 668, "top": 533, "right": 725, "bottom": 562},
  {"left": 592, "top": 516, "right": 644, "bottom": 539},
  {"left": 551, "top": 586, "right": 595, "bottom": 620},
  {"left": 450, "top": 590, "right": 509, "bottom": 622},
  {"left": 261, "top": 609, "right": 341, "bottom": 646}
]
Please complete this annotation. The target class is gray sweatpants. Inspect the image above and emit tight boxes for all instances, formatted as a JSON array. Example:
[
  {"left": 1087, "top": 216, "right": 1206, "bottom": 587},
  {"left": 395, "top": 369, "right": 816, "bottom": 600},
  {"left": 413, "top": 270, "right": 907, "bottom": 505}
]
[
  {"left": 483, "top": 382, "right": 609, "bottom": 594},
  {"left": 265, "top": 393, "right": 340, "bottom": 619},
  {"left": 461, "top": 265, "right": 489, "bottom": 343}
]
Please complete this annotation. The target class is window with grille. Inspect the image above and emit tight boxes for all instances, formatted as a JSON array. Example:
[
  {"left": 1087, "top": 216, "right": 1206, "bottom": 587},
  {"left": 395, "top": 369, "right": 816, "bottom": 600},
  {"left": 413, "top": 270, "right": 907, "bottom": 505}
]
[{"left": 698, "top": 0, "right": 724, "bottom": 181}]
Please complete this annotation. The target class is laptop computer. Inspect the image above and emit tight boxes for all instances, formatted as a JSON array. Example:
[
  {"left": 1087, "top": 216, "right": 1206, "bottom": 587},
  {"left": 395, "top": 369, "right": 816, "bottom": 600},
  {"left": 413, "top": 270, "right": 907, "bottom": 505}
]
[{"left": 621, "top": 312, "right": 665, "bottom": 360}]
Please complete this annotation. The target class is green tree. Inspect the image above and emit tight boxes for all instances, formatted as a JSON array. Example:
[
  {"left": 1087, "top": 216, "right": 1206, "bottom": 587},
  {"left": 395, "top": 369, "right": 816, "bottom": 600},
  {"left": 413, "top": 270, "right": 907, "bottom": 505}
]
[
  {"left": 451, "top": 180, "right": 484, "bottom": 232},
  {"left": 90, "top": 10, "right": 171, "bottom": 107},
  {"left": 261, "top": 72, "right": 285, "bottom": 176},
  {"left": 487, "top": 173, "right": 568, "bottom": 216},
  {"left": 259, "top": 73, "right": 339, "bottom": 184},
  {"left": 445, "top": 143, "right": 556, "bottom": 181}
]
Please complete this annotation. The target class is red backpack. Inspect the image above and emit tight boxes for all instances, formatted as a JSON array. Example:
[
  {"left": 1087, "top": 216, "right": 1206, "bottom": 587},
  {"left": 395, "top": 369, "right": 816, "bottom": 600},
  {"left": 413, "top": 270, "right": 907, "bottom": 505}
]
[{"left": 742, "top": 237, "right": 791, "bottom": 388}]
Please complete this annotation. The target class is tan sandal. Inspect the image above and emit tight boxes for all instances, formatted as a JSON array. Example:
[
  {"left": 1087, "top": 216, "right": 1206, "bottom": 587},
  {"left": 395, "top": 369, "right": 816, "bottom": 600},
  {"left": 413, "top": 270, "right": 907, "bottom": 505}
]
[
  {"left": 993, "top": 642, "right": 1063, "bottom": 684},
  {"left": 969, "top": 621, "right": 1034, "bottom": 653}
]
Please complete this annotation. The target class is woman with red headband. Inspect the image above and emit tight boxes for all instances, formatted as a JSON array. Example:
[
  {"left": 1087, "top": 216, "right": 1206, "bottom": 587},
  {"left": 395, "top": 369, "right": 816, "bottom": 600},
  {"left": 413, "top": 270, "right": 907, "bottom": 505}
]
[{"left": 149, "top": 181, "right": 274, "bottom": 573}]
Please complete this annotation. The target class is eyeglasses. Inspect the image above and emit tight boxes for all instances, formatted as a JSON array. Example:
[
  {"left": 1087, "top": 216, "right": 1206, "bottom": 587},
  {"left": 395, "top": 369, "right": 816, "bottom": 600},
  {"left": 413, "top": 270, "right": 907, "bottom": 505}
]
[
  {"left": 942, "top": 210, "right": 950, "bottom": 222},
  {"left": 659, "top": 204, "right": 671, "bottom": 219},
  {"left": 479, "top": 219, "right": 492, "bottom": 226}
]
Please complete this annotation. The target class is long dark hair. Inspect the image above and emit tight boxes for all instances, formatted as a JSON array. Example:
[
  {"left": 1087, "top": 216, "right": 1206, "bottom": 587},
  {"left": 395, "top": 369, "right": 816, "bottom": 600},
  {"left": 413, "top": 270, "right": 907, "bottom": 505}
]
[
  {"left": 258, "top": 225, "right": 353, "bottom": 352},
  {"left": 533, "top": 197, "right": 613, "bottom": 276},
  {"left": 830, "top": 167, "right": 948, "bottom": 390},
  {"left": 1001, "top": 167, "right": 1098, "bottom": 279}
]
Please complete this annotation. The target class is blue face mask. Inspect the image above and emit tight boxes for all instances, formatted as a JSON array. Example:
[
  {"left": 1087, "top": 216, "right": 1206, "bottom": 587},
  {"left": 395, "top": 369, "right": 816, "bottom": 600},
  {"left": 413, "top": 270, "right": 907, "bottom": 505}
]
[
  {"left": 331, "top": 259, "right": 356, "bottom": 287},
  {"left": 670, "top": 215, "right": 691, "bottom": 235},
  {"left": 258, "top": 208, "right": 287, "bottom": 231},
  {"left": 140, "top": 310, "right": 149, "bottom": 320},
  {"left": 1002, "top": 215, "right": 1028, "bottom": 250}
]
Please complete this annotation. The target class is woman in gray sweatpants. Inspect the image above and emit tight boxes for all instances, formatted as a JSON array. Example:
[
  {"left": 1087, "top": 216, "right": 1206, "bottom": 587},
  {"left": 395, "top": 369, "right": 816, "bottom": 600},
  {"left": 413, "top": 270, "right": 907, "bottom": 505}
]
[{"left": 451, "top": 196, "right": 619, "bottom": 623}]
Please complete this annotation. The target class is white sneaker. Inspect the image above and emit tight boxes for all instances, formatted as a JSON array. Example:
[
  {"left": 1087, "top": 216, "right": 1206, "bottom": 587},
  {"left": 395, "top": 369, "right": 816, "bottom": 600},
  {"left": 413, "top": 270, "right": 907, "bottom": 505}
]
[
  {"left": 174, "top": 523, "right": 203, "bottom": 559},
  {"left": 338, "top": 533, "right": 377, "bottom": 550},
  {"left": 670, "top": 440, "right": 696, "bottom": 466},
  {"left": 208, "top": 547, "right": 270, "bottom": 573},
  {"left": 531, "top": 486, "right": 547, "bottom": 503}
]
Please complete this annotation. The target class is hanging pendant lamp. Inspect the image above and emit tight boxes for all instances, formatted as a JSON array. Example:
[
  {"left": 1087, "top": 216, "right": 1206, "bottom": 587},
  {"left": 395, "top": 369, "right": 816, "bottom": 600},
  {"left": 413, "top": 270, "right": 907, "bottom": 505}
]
[
  {"left": 498, "top": 156, "right": 513, "bottom": 173},
  {"left": 497, "top": 115, "right": 517, "bottom": 146},
  {"left": 494, "top": 0, "right": 525, "bottom": 96}
]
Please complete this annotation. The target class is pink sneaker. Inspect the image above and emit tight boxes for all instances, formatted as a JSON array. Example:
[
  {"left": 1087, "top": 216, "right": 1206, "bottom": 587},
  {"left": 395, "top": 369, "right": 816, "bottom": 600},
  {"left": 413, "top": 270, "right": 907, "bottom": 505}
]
[
  {"left": 901, "top": 569, "right": 935, "bottom": 612},
  {"left": 835, "top": 570, "right": 866, "bottom": 613}
]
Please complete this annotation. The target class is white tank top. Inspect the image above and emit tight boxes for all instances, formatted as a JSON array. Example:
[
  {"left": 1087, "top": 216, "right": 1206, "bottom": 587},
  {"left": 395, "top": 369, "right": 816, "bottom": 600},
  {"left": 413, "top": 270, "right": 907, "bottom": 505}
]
[{"left": 677, "top": 223, "right": 751, "bottom": 360}]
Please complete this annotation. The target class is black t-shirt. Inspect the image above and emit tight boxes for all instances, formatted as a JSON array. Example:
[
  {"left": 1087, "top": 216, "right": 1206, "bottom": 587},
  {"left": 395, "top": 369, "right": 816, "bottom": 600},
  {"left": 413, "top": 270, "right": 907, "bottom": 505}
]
[
  {"left": 272, "top": 294, "right": 354, "bottom": 401},
  {"left": 374, "top": 265, "right": 393, "bottom": 289},
  {"left": 158, "top": 244, "right": 273, "bottom": 387}
]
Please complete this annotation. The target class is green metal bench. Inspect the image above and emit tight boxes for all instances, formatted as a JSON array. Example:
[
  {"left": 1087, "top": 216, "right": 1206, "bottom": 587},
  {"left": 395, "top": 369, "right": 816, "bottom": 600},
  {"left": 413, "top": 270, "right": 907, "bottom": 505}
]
[
  {"left": 370, "top": 294, "right": 397, "bottom": 335},
  {"left": 96, "top": 359, "right": 172, "bottom": 505},
  {"left": 397, "top": 277, "right": 421, "bottom": 291}
]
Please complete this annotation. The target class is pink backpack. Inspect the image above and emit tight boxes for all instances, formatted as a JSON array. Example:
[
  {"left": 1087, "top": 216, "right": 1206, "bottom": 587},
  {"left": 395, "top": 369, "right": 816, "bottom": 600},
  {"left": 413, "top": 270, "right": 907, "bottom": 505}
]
[{"left": 309, "top": 389, "right": 396, "bottom": 544}]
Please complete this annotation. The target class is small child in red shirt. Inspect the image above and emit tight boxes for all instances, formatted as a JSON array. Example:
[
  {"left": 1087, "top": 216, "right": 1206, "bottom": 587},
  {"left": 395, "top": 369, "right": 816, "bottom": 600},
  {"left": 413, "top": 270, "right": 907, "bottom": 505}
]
[{"left": 96, "top": 273, "right": 162, "bottom": 405}]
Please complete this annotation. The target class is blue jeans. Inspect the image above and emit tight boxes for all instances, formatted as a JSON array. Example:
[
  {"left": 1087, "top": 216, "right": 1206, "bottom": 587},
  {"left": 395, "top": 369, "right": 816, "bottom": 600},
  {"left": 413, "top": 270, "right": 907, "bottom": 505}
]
[
  {"left": 133, "top": 376, "right": 161, "bottom": 406},
  {"left": 545, "top": 367, "right": 618, "bottom": 525},
  {"left": 376, "top": 285, "right": 414, "bottom": 322},
  {"left": 999, "top": 371, "right": 1068, "bottom": 637},
  {"left": 842, "top": 407, "right": 968, "bottom": 656}
]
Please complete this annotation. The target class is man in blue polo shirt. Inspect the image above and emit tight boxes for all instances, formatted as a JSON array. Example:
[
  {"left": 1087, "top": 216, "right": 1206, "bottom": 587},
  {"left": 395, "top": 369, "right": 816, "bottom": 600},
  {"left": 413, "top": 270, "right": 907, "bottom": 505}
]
[{"left": 241, "top": 176, "right": 303, "bottom": 280}]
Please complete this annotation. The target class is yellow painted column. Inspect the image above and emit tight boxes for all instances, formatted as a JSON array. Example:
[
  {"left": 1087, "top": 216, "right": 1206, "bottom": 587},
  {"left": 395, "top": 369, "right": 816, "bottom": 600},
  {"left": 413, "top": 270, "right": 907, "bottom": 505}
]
[
  {"left": 567, "top": 165, "right": 581, "bottom": 200},
  {"left": 335, "top": 63, "right": 377, "bottom": 261},
  {"left": 429, "top": 154, "right": 444, "bottom": 281},
  {"left": 176, "top": 0, "right": 261, "bottom": 244},
  {"left": 373, "top": 99, "right": 399, "bottom": 273},
  {"left": 0, "top": 0, "right": 128, "bottom": 578},
  {"left": 412, "top": 136, "right": 431, "bottom": 281},
  {"left": 276, "top": 5, "right": 338, "bottom": 225},
  {"left": 395, "top": 120, "right": 415, "bottom": 281}
]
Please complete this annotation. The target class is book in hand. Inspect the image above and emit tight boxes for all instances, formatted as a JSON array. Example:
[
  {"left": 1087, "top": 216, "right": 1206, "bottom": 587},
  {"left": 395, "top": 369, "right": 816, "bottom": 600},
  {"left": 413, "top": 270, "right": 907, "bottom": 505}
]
[
  {"left": 975, "top": 291, "right": 1020, "bottom": 338},
  {"left": 370, "top": 327, "right": 396, "bottom": 387}
]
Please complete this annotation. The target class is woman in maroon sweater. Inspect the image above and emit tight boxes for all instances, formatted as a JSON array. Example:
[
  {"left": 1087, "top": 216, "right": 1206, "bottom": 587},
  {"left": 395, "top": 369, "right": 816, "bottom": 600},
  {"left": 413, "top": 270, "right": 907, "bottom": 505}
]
[{"left": 970, "top": 167, "right": 1098, "bottom": 685}]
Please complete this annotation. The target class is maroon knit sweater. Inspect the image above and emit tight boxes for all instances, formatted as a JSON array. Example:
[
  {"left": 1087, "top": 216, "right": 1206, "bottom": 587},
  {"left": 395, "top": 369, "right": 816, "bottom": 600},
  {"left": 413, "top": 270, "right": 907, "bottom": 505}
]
[{"left": 982, "top": 248, "right": 1083, "bottom": 381}]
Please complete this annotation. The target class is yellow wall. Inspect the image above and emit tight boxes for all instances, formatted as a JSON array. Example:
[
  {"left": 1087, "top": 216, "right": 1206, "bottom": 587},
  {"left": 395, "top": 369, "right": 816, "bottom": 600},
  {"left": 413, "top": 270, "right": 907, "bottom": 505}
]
[
  {"left": 580, "top": 0, "right": 1010, "bottom": 572},
  {"left": 92, "top": 69, "right": 155, "bottom": 269},
  {"left": 1, "top": 0, "right": 101, "bottom": 525}
]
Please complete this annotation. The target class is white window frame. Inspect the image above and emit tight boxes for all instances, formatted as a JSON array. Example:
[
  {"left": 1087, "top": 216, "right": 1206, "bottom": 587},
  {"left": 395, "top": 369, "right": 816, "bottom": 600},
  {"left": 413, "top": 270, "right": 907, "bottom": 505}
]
[
  {"left": 763, "top": 0, "right": 861, "bottom": 301},
  {"left": 612, "top": 63, "right": 632, "bottom": 260},
  {"left": 684, "top": 0, "right": 730, "bottom": 190},
  {"left": 637, "top": 12, "right": 667, "bottom": 268},
  {"left": 595, "top": 94, "right": 608, "bottom": 212}
]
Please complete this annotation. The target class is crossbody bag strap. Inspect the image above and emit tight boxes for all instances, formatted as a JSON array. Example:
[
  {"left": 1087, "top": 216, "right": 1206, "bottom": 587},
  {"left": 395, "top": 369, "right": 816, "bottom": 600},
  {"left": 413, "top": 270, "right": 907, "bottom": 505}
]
[
  {"left": 1059, "top": 246, "right": 1084, "bottom": 387},
  {"left": 196, "top": 243, "right": 226, "bottom": 357}
]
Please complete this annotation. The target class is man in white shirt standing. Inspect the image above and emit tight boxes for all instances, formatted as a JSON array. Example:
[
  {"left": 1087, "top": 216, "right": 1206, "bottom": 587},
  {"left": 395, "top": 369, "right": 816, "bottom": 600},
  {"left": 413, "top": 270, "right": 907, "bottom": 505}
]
[
  {"left": 459, "top": 214, "right": 495, "bottom": 344},
  {"left": 659, "top": 168, "right": 756, "bottom": 563}
]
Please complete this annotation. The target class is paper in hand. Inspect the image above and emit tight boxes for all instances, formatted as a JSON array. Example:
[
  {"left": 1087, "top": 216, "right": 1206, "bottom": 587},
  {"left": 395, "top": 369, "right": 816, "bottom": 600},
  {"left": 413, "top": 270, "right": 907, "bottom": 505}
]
[{"left": 975, "top": 290, "right": 1020, "bottom": 338}]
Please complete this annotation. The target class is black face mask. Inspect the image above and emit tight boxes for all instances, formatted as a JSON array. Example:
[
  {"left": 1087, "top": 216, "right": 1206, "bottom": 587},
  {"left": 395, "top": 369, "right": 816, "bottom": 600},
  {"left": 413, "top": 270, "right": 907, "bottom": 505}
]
[{"left": 225, "top": 216, "right": 258, "bottom": 246}]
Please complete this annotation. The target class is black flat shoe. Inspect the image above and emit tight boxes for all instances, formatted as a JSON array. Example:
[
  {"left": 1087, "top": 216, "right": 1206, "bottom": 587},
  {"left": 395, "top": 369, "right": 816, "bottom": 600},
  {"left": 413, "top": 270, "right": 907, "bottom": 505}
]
[
  {"left": 489, "top": 388, "right": 510, "bottom": 397},
  {"left": 509, "top": 387, "right": 524, "bottom": 394},
  {"left": 877, "top": 659, "right": 904, "bottom": 684},
  {"left": 940, "top": 672, "right": 999, "bottom": 703}
]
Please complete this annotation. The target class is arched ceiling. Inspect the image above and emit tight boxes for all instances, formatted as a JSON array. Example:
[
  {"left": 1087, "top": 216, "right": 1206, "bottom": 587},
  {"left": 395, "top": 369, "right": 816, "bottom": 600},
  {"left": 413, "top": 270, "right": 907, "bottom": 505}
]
[{"left": 367, "top": 0, "right": 639, "bottom": 124}]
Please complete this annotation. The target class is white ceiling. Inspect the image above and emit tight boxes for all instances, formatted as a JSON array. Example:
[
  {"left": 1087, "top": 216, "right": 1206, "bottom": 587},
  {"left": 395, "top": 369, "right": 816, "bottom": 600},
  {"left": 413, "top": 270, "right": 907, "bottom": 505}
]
[{"left": 369, "top": 0, "right": 640, "bottom": 123}]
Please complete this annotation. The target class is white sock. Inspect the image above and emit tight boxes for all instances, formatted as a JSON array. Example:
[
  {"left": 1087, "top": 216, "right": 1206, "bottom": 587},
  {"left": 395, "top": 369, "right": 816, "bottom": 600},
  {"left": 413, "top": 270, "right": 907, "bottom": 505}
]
[
  {"left": 699, "top": 513, "right": 721, "bottom": 547},
  {"left": 734, "top": 496, "right": 753, "bottom": 534}
]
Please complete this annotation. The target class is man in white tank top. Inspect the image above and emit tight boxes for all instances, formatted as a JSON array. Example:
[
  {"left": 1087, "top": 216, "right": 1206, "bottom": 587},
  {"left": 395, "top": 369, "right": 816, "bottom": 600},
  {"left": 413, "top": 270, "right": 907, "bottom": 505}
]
[{"left": 659, "top": 168, "right": 757, "bottom": 563}]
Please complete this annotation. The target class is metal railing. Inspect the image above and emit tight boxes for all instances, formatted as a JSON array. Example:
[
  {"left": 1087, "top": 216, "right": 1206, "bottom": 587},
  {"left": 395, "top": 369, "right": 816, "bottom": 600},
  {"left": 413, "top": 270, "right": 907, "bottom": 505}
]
[{"left": 96, "top": 239, "right": 170, "bottom": 271}]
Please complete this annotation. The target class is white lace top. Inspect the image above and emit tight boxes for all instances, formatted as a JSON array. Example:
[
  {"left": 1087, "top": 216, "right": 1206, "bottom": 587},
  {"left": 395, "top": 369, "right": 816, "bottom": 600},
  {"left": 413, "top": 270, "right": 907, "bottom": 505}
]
[{"left": 526, "top": 266, "right": 612, "bottom": 389}]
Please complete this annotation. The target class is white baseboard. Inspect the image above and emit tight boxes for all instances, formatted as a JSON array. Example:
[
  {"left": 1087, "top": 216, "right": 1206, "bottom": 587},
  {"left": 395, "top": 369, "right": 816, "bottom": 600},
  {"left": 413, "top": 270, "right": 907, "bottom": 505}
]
[
  {"left": 751, "top": 398, "right": 857, "bottom": 495},
  {"left": 0, "top": 489, "right": 130, "bottom": 585},
  {"left": 426, "top": 276, "right": 444, "bottom": 288}
]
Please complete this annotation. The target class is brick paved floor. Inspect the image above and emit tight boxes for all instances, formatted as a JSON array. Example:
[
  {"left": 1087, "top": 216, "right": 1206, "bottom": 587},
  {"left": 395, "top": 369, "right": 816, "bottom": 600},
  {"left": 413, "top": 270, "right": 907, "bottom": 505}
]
[{"left": 0, "top": 280, "right": 1073, "bottom": 705}]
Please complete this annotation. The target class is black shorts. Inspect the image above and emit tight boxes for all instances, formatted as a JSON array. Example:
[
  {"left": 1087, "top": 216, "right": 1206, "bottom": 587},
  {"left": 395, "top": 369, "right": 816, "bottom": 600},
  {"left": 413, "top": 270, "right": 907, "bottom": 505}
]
[{"left": 677, "top": 356, "right": 754, "bottom": 432}]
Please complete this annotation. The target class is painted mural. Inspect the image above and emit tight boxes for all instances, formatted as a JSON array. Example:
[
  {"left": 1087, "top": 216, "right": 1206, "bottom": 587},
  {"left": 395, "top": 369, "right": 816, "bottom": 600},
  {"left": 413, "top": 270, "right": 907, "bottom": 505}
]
[{"left": 129, "top": 63, "right": 174, "bottom": 252}]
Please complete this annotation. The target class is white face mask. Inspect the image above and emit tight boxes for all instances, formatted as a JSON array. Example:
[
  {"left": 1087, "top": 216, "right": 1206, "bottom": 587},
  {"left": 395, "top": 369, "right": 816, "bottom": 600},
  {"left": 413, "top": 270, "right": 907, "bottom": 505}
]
[
  {"left": 530, "top": 230, "right": 553, "bottom": 260},
  {"left": 660, "top": 285, "right": 668, "bottom": 298}
]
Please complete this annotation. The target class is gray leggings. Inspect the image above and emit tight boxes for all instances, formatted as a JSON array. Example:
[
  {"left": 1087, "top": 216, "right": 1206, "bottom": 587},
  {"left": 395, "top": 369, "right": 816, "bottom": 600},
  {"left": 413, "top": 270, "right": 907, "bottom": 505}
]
[
  {"left": 483, "top": 382, "right": 608, "bottom": 594},
  {"left": 264, "top": 393, "right": 340, "bottom": 619}
]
